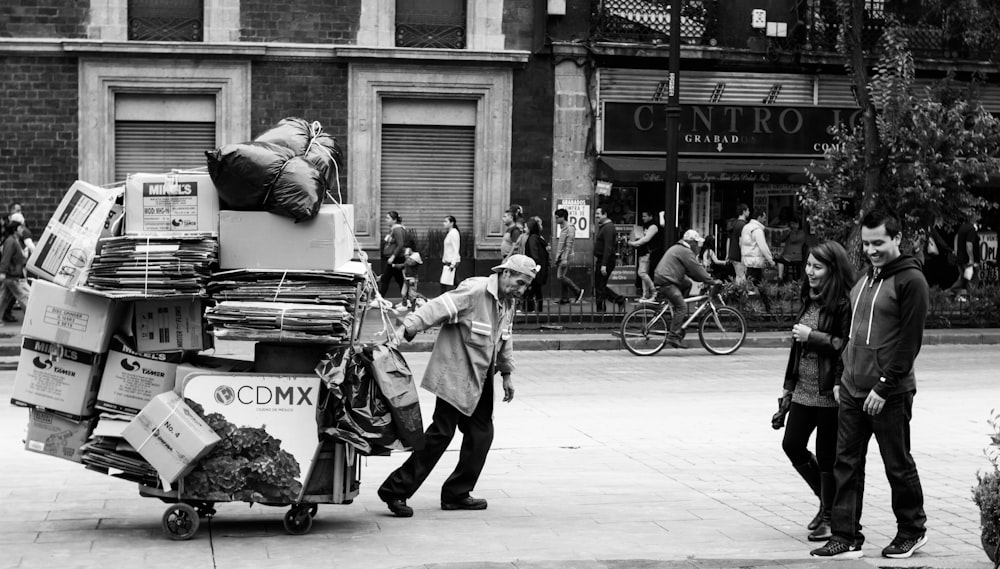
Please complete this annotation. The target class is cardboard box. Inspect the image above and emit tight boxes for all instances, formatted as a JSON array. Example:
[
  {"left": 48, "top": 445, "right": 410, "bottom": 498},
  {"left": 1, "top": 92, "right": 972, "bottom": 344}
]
[
  {"left": 27, "top": 181, "right": 121, "bottom": 288},
  {"left": 97, "top": 336, "right": 183, "bottom": 415},
  {"left": 219, "top": 204, "right": 355, "bottom": 270},
  {"left": 11, "top": 338, "right": 103, "bottom": 421},
  {"left": 174, "top": 356, "right": 253, "bottom": 395},
  {"left": 125, "top": 172, "right": 220, "bottom": 236},
  {"left": 21, "top": 279, "right": 125, "bottom": 354},
  {"left": 132, "top": 298, "right": 206, "bottom": 353},
  {"left": 122, "top": 391, "right": 221, "bottom": 483},
  {"left": 25, "top": 409, "right": 96, "bottom": 463},
  {"left": 182, "top": 373, "right": 319, "bottom": 494}
]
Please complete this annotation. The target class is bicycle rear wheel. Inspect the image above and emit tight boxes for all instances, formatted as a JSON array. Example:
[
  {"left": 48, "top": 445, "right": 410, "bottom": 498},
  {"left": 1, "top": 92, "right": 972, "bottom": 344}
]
[
  {"left": 620, "top": 307, "right": 670, "bottom": 356},
  {"left": 698, "top": 305, "right": 746, "bottom": 355}
]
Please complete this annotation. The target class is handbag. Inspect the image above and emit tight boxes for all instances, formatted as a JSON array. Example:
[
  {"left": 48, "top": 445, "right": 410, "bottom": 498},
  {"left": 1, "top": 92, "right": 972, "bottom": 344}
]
[{"left": 771, "top": 393, "right": 792, "bottom": 430}]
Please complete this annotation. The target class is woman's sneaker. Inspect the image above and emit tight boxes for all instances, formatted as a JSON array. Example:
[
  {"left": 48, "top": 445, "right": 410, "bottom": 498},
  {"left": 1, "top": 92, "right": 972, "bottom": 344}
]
[
  {"left": 882, "top": 534, "right": 927, "bottom": 559},
  {"left": 810, "top": 540, "right": 863, "bottom": 559}
]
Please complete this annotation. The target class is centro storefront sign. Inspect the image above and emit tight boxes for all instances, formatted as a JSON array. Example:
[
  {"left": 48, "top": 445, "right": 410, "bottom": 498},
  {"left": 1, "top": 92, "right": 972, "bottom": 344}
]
[{"left": 602, "top": 102, "right": 862, "bottom": 155}]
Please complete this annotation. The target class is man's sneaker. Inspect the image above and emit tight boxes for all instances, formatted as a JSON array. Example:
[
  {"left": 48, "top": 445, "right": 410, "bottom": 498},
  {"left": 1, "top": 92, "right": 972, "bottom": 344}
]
[
  {"left": 882, "top": 534, "right": 927, "bottom": 559},
  {"left": 810, "top": 540, "right": 863, "bottom": 559},
  {"left": 666, "top": 333, "right": 688, "bottom": 349}
]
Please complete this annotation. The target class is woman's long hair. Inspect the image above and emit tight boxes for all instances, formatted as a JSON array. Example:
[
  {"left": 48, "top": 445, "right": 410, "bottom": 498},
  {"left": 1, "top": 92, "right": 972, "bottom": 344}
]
[
  {"left": 387, "top": 210, "right": 401, "bottom": 223},
  {"left": 801, "top": 240, "right": 856, "bottom": 311},
  {"left": 445, "top": 215, "right": 459, "bottom": 232},
  {"left": 701, "top": 234, "right": 717, "bottom": 261},
  {"left": 526, "top": 217, "right": 541, "bottom": 236}
]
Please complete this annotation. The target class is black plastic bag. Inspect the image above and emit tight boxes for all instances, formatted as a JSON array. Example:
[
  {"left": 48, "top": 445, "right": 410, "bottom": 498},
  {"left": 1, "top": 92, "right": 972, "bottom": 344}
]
[
  {"left": 205, "top": 117, "right": 340, "bottom": 221},
  {"left": 368, "top": 344, "right": 424, "bottom": 450}
]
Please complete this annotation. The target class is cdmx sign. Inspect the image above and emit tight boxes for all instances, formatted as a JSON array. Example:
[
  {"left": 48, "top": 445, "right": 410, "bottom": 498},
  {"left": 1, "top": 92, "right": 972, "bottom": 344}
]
[{"left": 602, "top": 102, "right": 863, "bottom": 156}]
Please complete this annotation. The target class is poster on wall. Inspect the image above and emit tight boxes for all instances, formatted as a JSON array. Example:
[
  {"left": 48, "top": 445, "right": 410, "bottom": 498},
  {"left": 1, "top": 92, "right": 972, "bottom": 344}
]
[
  {"left": 556, "top": 198, "right": 590, "bottom": 239},
  {"left": 981, "top": 231, "right": 998, "bottom": 285}
]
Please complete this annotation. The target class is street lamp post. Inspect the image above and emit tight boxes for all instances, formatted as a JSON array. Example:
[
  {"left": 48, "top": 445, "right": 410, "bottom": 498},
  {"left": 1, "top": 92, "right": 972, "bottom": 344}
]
[{"left": 663, "top": 0, "right": 681, "bottom": 246}]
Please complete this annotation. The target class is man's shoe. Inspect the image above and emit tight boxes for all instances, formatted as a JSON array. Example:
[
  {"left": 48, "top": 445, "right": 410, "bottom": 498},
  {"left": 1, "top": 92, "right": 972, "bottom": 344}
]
[
  {"left": 378, "top": 490, "right": 413, "bottom": 517},
  {"left": 2, "top": 314, "right": 18, "bottom": 323},
  {"left": 575, "top": 289, "right": 585, "bottom": 304},
  {"left": 441, "top": 496, "right": 487, "bottom": 511},
  {"left": 882, "top": 535, "right": 927, "bottom": 559},
  {"left": 558, "top": 299, "right": 571, "bottom": 305},
  {"left": 666, "top": 334, "right": 688, "bottom": 349},
  {"left": 807, "top": 520, "right": 832, "bottom": 541},
  {"left": 810, "top": 540, "right": 863, "bottom": 559}
]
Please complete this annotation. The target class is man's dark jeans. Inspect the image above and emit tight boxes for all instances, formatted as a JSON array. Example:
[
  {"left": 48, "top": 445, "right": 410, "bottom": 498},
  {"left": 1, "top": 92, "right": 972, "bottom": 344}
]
[
  {"left": 659, "top": 281, "right": 690, "bottom": 336},
  {"left": 830, "top": 390, "right": 926, "bottom": 545},
  {"left": 593, "top": 260, "right": 622, "bottom": 311}
]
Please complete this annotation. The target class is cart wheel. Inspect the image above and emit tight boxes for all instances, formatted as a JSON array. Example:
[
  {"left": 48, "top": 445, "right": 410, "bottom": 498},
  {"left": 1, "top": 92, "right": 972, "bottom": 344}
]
[
  {"left": 284, "top": 507, "right": 313, "bottom": 535},
  {"left": 162, "top": 503, "right": 200, "bottom": 540},
  {"left": 306, "top": 504, "right": 319, "bottom": 518}
]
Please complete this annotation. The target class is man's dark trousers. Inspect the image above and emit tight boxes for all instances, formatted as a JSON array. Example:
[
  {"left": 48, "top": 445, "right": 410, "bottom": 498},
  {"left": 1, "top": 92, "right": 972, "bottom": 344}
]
[
  {"left": 379, "top": 377, "right": 495, "bottom": 503},
  {"left": 829, "top": 391, "right": 926, "bottom": 545},
  {"left": 659, "top": 281, "right": 690, "bottom": 336},
  {"left": 593, "top": 260, "right": 622, "bottom": 311}
]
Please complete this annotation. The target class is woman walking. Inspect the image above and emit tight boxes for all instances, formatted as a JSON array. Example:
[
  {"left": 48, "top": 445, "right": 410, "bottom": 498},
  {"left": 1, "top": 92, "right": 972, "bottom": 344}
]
[
  {"left": 523, "top": 217, "right": 549, "bottom": 312},
  {"left": 378, "top": 211, "right": 407, "bottom": 301},
  {"left": 440, "top": 215, "right": 461, "bottom": 294},
  {"left": 0, "top": 219, "right": 31, "bottom": 324},
  {"left": 779, "top": 240, "right": 854, "bottom": 541}
]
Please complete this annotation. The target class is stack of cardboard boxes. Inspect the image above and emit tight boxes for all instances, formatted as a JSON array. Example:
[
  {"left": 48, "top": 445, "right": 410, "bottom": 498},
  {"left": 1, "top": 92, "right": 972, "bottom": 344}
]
[{"left": 11, "top": 170, "right": 361, "bottom": 498}]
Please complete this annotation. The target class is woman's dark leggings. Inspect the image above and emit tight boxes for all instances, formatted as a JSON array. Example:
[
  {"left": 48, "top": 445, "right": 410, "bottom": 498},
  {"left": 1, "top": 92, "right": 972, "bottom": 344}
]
[{"left": 782, "top": 401, "right": 839, "bottom": 470}]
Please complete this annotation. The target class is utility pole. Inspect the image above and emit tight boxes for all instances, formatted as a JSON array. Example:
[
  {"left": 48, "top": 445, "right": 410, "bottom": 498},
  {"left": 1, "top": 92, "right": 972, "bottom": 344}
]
[{"left": 663, "top": 0, "right": 681, "bottom": 247}]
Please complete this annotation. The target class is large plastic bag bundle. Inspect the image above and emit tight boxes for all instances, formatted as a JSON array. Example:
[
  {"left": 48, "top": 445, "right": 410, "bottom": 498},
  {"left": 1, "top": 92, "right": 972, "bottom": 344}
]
[
  {"left": 206, "top": 142, "right": 296, "bottom": 209},
  {"left": 265, "top": 156, "right": 324, "bottom": 221},
  {"left": 205, "top": 117, "right": 341, "bottom": 222}
]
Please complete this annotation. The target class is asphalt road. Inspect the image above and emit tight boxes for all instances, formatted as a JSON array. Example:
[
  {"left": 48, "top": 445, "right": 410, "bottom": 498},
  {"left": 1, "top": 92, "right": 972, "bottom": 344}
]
[{"left": 1, "top": 345, "right": 998, "bottom": 569}]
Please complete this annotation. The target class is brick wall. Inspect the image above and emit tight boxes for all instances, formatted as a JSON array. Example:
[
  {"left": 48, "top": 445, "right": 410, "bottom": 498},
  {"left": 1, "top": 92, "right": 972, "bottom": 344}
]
[
  {"left": 250, "top": 60, "right": 351, "bottom": 199},
  {"left": 0, "top": 1, "right": 88, "bottom": 39},
  {"left": 0, "top": 56, "right": 80, "bottom": 224},
  {"left": 240, "top": 0, "right": 360, "bottom": 43},
  {"left": 509, "top": 58, "right": 554, "bottom": 222}
]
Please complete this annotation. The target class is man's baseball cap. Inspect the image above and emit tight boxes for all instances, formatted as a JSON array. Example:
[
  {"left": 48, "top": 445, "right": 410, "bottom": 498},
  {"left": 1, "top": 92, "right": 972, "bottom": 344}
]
[
  {"left": 682, "top": 229, "right": 705, "bottom": 243},
  {"left": 492, "top": 254, "right": 539, "bottom": 279}
]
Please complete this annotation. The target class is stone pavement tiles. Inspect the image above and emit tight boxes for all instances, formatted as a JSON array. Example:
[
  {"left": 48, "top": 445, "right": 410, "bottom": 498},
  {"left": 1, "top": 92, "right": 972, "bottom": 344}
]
[{"left": 0, "top": 346, "right": 996, "bottom": 569}]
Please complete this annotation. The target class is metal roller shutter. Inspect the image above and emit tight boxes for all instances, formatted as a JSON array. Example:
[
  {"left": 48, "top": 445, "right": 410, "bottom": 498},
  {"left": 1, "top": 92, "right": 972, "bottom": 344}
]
[
  {"left": 599, "top": 68, "right": 814, "bottom": 104},
  {"left": 114, "top": 121, "right": 216, "bottom": 181},
  {"left": 380, "top": 124, "right": 475, "bottom": 254}
]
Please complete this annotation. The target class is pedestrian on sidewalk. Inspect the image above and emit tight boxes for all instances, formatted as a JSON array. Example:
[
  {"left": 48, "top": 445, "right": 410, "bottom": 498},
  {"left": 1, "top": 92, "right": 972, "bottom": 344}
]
[
  {"left": 0, "top": 219, "right": 31, "bottom": 324},
  {"left": 523, "top": 217, "right": 549, "bottom": 312},
  {"left": 593, "top": 206, "right": 625, "bottom": 312},
  {"left": 378, "top": 211, "right": 407, "bottom": 302},
  {"left": 627, "top": 210, "right": 660, "bottom": 302},
  {"left": 553, "top": 208, "right": 584, "bottom": 304},
  {"left": 740, "top": 207, "right": 775, "bottom": 312},
  {"left": 811, "top": 210, "right": 930, "bottom": 560},
  {"left": 377, "top": 254, "right": 537, "bottom": 518},
  {"left": 725, "top": 203, "right": 750, "bottom": 283},
  {"left": 440, "top": 215, "right": 461, "bottom": 294},
  {"left": 778, "top": 240, "right": 854, "bottom": 542}
]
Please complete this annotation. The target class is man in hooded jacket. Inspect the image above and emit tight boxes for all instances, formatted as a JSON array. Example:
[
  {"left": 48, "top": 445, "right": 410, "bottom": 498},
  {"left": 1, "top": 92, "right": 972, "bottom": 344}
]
[{"left": 811, "top": 210, "right": 929, "bottom": 560}]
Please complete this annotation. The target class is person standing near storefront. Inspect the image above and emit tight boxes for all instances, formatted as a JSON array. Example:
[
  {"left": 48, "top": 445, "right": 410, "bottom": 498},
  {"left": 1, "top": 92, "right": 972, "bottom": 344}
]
[
  {"left": 779, "top": 240, "right": 854, "bottom": 543},
  {"left": 593, "top": 206, "right": 625, "bottom": 312},
  {"left": 440, "top": 215, "right": 461, "bottom": 294},
  {"left": 741, "top": 207, "right": 775, "bottom": 311},
  {"left": 726, "top": 203, "right": 750, "bottom": 283},
  {"left": 948, "top": 217, "right": 980, "bottom": 300},
  {"left": 811, "top": 210, "right": 930, "bottom": 560},
  {"left": 500, "top": 205, "right": 524, "bottom": 259},
  {"left": 628, "top": 210, "right": 660, "bottom": 303},
  {"left": 554, "top": 208, "right": 584, "bottom": 304},
  {"left": 523, "top": 217, "right": 549, "bottom": 312},
  {"left": 377, "top": 254, "right": 537, "bottom": 518}
]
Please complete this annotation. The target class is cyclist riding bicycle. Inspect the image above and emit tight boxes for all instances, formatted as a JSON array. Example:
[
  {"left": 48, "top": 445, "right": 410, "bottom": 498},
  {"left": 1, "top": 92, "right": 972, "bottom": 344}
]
[{"left": 652, "top": 229, "right": 724, "bottom": 349}]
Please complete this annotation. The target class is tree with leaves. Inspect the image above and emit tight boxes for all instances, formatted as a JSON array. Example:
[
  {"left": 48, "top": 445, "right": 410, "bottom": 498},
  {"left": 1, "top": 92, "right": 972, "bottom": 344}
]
[{"left": 801, "top": 13, "right": 1000, "bottom": 267}]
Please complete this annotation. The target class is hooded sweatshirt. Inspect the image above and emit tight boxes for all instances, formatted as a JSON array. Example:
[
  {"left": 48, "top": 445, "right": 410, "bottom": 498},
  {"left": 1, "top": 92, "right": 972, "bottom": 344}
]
[{"left": 841, "top": 254, "right": 929, "bottom": 399}]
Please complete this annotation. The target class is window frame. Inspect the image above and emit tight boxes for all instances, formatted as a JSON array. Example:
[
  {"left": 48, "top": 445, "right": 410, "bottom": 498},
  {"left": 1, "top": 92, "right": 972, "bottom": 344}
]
[{"left": 79, "top": 59, "right": 250, "bottom": 184}]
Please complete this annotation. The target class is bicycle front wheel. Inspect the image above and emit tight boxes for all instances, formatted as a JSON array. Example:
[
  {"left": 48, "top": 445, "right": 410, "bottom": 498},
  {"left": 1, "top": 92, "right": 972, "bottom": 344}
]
[
  {"left": 620, "top": 307, "right": 670, "bottom": 356},
  {"left": 698, "top": 305, "right": 747, "bottom": 355}
]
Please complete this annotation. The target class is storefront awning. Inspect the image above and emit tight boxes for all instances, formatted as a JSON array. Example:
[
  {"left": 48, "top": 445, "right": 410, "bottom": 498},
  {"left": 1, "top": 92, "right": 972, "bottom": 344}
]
[{"left": 597, "top": 156, "right": 827, "bottom": 184}]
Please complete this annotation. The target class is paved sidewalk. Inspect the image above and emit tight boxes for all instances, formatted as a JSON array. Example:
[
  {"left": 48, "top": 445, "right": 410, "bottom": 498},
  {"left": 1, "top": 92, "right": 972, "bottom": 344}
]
[{"left": 2, "top": 346, "right": 998, "bottom": 569}]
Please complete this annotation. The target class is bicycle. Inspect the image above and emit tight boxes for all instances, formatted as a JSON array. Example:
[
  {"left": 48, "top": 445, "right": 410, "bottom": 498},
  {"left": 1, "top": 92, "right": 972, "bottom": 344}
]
[{"left": 620, "top": 282, "right": 747, "bottom": 356}]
